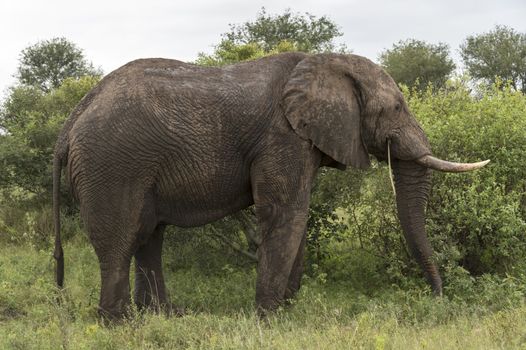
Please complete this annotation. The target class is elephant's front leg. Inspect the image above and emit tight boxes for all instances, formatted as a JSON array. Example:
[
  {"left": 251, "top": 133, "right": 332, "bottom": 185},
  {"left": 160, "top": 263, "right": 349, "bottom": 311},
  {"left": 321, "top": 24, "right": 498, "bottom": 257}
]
[
  {"left": 284, "top": 230, "right": 307, "bottom": 301},
  {"left": 255, "top": 204, "right": 309, "bottom": 313},
  {"left": 251, "top": 151, "right": 316, "bottom": 314}
]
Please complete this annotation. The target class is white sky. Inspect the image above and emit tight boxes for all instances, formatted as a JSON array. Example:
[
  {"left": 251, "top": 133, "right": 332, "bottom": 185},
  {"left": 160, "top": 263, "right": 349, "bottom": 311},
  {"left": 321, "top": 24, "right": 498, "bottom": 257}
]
[{"left": 1, "top": 0, "right": 525, "bottom": 96}]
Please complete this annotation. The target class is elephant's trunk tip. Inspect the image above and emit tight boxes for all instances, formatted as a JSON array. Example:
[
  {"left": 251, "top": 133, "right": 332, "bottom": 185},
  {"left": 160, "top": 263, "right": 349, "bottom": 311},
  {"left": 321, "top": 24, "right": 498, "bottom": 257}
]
[{"left": 416, "top": 155, "right": 490, "bottom": 173}]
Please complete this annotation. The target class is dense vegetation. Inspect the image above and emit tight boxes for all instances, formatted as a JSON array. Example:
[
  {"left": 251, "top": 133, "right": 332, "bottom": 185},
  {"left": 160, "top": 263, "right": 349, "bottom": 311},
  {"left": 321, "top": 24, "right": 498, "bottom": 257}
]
[
  {"left": 1, "top": 9, "right": 525, "bottom": 349},
  {"left": 379, "top": 39, "right": 456, "bottom": 91}
]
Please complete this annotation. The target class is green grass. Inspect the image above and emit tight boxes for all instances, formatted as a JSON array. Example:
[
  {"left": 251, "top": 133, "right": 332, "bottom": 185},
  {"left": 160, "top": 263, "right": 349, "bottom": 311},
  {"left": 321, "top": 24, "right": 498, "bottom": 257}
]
[{"left": 0, "top": 242, "right": 525, "bottom": 349}]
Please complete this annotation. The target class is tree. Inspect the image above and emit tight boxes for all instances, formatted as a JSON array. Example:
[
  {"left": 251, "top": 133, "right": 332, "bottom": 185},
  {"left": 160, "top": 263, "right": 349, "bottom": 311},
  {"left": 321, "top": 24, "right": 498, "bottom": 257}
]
[
  {"left": 224, "top": 7, "right": 343, "bottom": 52},
  {"left": 196, "top": 8, "right": 344, "bottom": 66},
  {"left": 0, "top": 76, "right": 100, "bottom": 197},
  {"left": 1, "top": 38, "right": 102, "bottom": 197},
  {"left": 196, "top": 41, "right": 268, "bottom": 66},
  {"left": 379, "top": 39, "right": 456, "bottom": 91},
  {"left": 16, "top": 37, "right": 101, "bottom": 92},
  {"left": 460, "top": 25, "right": 526, "bottom": 93}
]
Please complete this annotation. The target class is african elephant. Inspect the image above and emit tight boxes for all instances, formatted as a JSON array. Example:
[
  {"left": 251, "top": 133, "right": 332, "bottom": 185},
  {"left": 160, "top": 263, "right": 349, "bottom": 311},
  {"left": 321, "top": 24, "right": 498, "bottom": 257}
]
[{"left": 52, "top": 52, "right": 488, "bottom": 320}]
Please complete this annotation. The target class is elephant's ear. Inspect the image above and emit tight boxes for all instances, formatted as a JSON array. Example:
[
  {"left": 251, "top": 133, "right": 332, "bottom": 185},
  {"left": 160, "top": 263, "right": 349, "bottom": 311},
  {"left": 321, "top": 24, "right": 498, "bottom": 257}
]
[{"left": 283, "top": 55, "right": 370, "bottom": 169}]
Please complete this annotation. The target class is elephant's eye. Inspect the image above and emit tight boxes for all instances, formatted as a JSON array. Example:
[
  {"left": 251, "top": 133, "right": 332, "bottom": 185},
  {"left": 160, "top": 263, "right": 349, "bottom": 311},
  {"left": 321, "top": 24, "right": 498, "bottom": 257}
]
[{"left": 395, "top": 103, "right": 401, "bottom": 112}]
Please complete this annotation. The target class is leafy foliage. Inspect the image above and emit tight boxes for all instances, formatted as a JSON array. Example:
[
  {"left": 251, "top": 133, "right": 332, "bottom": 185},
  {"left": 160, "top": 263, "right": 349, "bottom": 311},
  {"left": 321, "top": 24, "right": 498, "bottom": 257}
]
[
  {"left": 330, "top": 81, "right": 526, "bottom": 285},
  {"left": 16, "top": 37, "right": 101, "bottom": 92},
  {"left": 379, "top": 39, "right": 456, "bottom": 91},
  {"left": 306, "top": 168, "right": 367, "bottom": 267},
  {"left": 196, "top": 8, "right": 344, "bottom": 66},
  {"left": 224, "top": 7, "right": 343, "bottom": 53},
  {"left": 0, "top": 76, "right": 100, "bottom": 197},
  {"left": 196, "top": 40, "right": 285, "bottom": 66},
  {"left": 411, "top": 80, "right": 526, "bottom": 275},
  {"left": 460, "top": 25, "right": 526, "bottom": 93},
  {"left": 0, "top": 76, "right": 100, "bottom": 249}
]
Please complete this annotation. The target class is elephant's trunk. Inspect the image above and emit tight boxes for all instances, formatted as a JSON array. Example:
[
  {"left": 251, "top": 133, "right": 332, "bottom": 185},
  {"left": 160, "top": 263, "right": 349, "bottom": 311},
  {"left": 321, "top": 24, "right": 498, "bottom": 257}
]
[{"left": 392, "top": 159, "right": 442, "bottom": 295}]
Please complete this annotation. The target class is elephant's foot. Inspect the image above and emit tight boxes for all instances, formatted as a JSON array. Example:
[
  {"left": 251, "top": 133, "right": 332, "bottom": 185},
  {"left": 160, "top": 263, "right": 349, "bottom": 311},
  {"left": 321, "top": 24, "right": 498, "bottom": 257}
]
[
  {"left": 256, "top": 305, "right": 273, "bottom": 319},
  {"left": 133, "top": 278, "right": 170, "bottom": 315},
  {"left": 98, "top": 302, "right": 132, "bottom": 323},
  {"left": 98, "top": 263, "right": 133, "bottom": 322},
  {"left": 283, "top": 271, "right": 303, "bottom": 302},
  {"left": 255, "top": 295, "right": 285, "bottom": 319},
  {"left": 257, "top": 282, "right": 303, "bottom": 319},
  {"left": 283, "top": 288, "right": 300, "bottom": 305}
]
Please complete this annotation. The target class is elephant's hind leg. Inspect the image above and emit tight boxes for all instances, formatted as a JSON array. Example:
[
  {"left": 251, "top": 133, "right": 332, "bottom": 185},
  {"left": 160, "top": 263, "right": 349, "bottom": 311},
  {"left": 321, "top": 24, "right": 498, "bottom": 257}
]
[
  {"left": 83, "top": 187, "right": 158, "bottom": 321},
  {"left": 92, "top": 224, "right": 137, "bottom": 320},
  {"left": 134, "top": 224, "right": 169, "bottom": 312}
]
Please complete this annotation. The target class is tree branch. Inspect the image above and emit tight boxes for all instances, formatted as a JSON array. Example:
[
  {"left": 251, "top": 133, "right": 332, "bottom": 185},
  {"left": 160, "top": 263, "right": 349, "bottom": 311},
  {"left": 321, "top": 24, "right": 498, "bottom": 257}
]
[
  {"left": 235, "top": 210, "right": 261, "bottom": 246},
  {"left": 208, "top": 226, "right": 258, "bottom": 262}
]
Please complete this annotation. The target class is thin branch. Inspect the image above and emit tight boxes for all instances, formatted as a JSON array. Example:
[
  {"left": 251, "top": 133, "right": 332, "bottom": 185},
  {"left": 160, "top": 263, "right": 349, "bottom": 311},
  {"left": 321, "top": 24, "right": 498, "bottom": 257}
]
[
  {"left": 209, "top": 226, "right": 258, "bottom": 262},
  {"left": 236, "top": 210, "right": 261, "bottom": 245}
]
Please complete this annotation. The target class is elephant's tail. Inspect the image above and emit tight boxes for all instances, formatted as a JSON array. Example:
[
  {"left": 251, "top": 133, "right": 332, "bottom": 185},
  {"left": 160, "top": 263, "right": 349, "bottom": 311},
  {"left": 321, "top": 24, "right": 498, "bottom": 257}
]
[{"left": 53, "top": 151, "right": 64, "bottom": 288}]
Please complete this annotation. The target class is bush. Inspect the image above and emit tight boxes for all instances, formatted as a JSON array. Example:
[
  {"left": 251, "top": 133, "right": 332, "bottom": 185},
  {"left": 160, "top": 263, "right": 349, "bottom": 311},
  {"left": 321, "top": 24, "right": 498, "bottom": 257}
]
[
  {"left": 413, "top": 80, "right": 526, "bottom": 275},
  {"left": 313, "top": 80, "right": 526, "bottom": 287},
  {"left": 0, "top": 76, "right": 100, "bottom": 202}
]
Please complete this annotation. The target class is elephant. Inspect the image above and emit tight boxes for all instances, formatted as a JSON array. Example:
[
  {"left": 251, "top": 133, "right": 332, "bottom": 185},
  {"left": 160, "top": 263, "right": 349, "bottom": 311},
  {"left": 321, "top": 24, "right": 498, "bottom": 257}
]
[{"left": 52, "top": 52, "right": 488, "bottom": 320}]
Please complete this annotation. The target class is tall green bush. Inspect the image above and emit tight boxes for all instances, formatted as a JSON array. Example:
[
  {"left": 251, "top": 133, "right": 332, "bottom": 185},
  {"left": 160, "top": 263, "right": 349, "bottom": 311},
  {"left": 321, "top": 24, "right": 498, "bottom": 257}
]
[
  {"left": 412, "top": 81, "right": 526, "bottom": 275},
  {"left": 0, "top": 76, "right": 100, "bottom": 247},
  {"left": 328, "top": 81, "right": 526, "bottom": 286},
  {"left": 1, "top": 76, "right": 100, "bottom": 197}
]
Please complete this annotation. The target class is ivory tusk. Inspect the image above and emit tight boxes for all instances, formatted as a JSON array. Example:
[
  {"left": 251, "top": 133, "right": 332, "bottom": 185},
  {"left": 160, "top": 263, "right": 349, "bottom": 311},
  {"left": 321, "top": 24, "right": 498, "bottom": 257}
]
[{"left": 416, "top": 155, "right": 490, "bottom": 172}]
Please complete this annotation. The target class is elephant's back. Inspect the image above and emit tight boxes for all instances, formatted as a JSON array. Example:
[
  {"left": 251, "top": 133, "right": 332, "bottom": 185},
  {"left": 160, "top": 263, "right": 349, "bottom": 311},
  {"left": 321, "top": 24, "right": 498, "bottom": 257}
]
[
  {"left": 68, "top": 52, "right": 307, "bottom": 135},
  {"left": 68, "top": 53, "right": 305, "bottom": 157}
]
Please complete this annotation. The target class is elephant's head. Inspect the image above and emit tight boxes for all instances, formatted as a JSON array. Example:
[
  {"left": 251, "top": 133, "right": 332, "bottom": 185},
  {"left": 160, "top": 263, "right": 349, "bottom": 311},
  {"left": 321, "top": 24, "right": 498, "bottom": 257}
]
[{"left": 283, "top": 54, "right": 489, "bottom": 295}]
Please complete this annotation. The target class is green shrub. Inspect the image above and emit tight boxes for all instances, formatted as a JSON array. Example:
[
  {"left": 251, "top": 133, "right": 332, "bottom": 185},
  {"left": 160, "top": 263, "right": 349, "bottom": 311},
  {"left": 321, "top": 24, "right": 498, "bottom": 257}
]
[
  {"left": 311, "top": 80, "right": 526, "bottom": 290},
  {"left": 0, "top": 76, "right": 100, "bottom": 204},
  {"left": 413, "top": 80, "right": 526, "bottom": 275}
]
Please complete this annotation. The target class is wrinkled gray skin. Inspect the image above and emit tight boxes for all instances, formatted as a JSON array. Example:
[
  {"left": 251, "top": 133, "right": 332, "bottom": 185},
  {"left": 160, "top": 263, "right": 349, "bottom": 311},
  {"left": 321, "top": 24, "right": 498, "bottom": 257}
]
[{"left": 53, "top": 53, "right": 443, "bottom": 320}]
